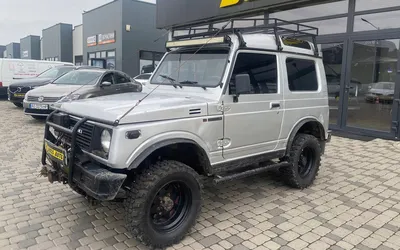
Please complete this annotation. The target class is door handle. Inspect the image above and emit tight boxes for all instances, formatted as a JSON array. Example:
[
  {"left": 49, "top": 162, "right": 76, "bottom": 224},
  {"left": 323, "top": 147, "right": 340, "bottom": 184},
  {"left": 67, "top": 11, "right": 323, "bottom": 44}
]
[{"left": 271, "top": 103, "right": 280, "bottom": 109}]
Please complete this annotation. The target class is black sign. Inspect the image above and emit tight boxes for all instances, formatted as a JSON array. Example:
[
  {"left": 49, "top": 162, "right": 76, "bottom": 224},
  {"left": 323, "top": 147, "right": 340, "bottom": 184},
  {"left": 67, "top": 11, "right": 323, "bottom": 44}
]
[{"left": 156, "top": 0, "right": 332, "bottom": 29}]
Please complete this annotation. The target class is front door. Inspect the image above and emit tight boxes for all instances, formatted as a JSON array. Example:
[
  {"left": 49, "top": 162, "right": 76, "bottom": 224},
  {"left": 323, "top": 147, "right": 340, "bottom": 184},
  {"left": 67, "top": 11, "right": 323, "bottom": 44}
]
[
  {"left": 221, "top": 51, "right": 284, "bottom": 160},
  {"left": 343, "top": 36, "right": 400, "bottom": 137}
]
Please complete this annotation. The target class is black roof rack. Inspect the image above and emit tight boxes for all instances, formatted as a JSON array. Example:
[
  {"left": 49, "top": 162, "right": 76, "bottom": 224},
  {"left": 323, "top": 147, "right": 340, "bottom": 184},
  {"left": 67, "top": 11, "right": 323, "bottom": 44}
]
[{"left": 170, "top": 18, "right": 319, "bottom": 56}]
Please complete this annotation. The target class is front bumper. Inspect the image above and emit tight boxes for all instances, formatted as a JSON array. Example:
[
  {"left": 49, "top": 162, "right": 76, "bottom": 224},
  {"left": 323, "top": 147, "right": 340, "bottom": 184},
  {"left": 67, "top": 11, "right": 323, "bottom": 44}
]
[
  {"left": 23, "top": 100, "right": 55, "bottom": 116},
  {"left": 42, "top": 111, "right": 123, "bottom": 201},
  {"left": 42, "top": 161, "right": 126, "bottom": 200}
]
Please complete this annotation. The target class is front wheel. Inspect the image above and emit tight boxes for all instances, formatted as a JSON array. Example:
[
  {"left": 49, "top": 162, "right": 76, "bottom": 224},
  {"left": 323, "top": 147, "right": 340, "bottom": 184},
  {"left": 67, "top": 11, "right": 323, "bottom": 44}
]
[
  {"left": 124, "top": 160, "right": 202, "bottom": 248},
  {"left": 282, "top": 133, "right": 321, "bottom": 189}
]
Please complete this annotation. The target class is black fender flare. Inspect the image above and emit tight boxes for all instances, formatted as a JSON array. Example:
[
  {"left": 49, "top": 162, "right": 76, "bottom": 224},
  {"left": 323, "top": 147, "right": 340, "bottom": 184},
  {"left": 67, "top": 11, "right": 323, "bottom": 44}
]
[
  {"left": 285, "top": 118, "right": 326, "bottom": 155},
  {"left": 127, "top": 138, "right": 211, "bottom": 173}
]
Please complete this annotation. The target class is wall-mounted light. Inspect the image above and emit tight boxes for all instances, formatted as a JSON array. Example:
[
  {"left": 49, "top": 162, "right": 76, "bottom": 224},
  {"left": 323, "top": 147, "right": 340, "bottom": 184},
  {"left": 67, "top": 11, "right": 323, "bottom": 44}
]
[{"left": 126, "top": 24, "right": 131, "bottom": 32}]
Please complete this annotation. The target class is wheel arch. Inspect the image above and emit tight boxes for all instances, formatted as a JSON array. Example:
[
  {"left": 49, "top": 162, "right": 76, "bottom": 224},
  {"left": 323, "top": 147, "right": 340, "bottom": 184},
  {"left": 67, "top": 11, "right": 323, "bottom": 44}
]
[
  {"left": 285, "top": 117, "right": 326, "bottom": 155},
  {"left": 127, "top": 138, "right": 212, "bottom": 175}
]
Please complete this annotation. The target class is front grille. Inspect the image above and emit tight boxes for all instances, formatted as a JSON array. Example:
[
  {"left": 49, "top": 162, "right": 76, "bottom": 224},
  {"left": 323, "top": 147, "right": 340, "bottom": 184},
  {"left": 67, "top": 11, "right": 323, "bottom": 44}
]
[
  {"left": 9, "top": 86, "right": 31, "bottom": 93},
  {"left": 57, "top": 117, "right": 94, "bottom": 152},
  {"left": 27, "top": 96, "right": 61, "bottom": 102}
]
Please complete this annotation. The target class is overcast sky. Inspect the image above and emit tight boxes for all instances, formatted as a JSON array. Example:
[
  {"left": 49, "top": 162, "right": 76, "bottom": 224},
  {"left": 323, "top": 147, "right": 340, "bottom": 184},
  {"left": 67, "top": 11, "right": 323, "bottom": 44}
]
[{"left": 0, "top": 0, "right": 114, "bottom": 45}]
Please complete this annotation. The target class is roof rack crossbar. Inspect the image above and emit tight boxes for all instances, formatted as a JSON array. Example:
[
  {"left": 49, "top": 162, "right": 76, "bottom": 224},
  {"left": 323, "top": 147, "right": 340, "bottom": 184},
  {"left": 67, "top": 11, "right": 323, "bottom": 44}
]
[{"left": 171, "top": 18, "right": 319, "bottom": 55}]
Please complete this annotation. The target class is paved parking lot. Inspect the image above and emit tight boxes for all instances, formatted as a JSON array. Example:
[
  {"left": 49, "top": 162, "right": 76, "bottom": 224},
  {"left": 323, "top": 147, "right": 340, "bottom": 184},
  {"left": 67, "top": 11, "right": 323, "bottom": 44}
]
[{"left": 2, "top": 99, "right": 400, "bottom": 250}]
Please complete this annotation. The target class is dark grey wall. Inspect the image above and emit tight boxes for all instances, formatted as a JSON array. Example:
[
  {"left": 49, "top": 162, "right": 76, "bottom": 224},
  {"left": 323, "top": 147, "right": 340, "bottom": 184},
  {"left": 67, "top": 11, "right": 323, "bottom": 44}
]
[
  {"left": 6, "top": 43, "right": 20, "bottom": 58},
  {"left": 0, "top": 46, "right": 5, "bottom": 58},
  {"left": 20, "top": 35, "right": 41, "bottom": 60},
  {"left": 42, "top": 23, "right": 73, "bottom": 62},
  {"left": 122, "top": 0, "right": 166, "bottom": 77},
  {"left": 156, "top": 0, "right": 337, "bottom": 28},
  {"left": 60, "top": 25, "right": 73, "bottom": 63},
  {"left": 82, "top": 1, "right": 123, "bottom": 69}
]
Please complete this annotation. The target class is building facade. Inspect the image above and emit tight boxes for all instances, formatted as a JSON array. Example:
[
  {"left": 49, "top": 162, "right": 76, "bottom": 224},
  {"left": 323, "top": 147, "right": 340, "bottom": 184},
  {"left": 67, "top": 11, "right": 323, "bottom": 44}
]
[
  {"left": 82, "top": 0, "right": 166, "bottom": 77},
  {"left": 157, "top": 0, "right": 400, "bottom": 140},
  {"left": 42, "top": 23, "right": 73, "bottom": 62},
  {"left": 20, "top": 35, "right": 41, "bottom": 60},
  {"left": 5, "top": 43, "right": 20, "bottom": 59},
  {"left": 0, "top": 46, "right": 5, "bottom": 58},
  {"left": 73, "top": 25, "right": 83, "bottom": 65}
]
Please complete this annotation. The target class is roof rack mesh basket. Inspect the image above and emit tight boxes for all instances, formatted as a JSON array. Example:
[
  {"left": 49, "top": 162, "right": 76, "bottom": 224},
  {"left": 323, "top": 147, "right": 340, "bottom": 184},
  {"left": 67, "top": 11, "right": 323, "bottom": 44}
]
[{"left": 170, "top": 18, "right": 320, "bottom": 56}]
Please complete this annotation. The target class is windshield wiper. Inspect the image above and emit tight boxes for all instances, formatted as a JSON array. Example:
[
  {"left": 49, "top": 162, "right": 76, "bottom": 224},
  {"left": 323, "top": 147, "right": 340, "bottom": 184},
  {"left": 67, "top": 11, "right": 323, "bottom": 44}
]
[
  {"left": 179, "top": 80, "right": 198, "bottom": 85},
  {"left": 159, "top": 74, "right": 176, "bottom": 83}
]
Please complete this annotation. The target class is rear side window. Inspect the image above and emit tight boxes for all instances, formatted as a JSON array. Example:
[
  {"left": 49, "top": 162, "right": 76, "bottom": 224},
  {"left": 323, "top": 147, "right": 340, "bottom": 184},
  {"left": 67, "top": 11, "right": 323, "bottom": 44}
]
[{"left": 286, "top": 58, "right": 318, "bottom": 91}]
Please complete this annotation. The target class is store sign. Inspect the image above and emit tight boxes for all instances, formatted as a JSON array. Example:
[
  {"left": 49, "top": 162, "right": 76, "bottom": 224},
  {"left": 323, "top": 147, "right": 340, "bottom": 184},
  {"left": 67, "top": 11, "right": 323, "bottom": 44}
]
[
  {"left": 22, "top": 50, "right": 29, "bottom": 58},
  {"left": 98, "top": 32, "right": 116, "bottom": 45},
  {"left": 87, "top": 36, "right": 97, "bottom": 47}
]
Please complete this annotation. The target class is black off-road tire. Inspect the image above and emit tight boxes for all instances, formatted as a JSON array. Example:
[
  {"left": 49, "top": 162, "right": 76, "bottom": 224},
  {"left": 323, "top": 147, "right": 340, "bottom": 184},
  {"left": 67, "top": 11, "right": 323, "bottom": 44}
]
[
  {"left": 282, "top": 133, "right": 321, "bottom": 189},
  {"left": 13, "top": 102, "right": 23, "bottom": 108},
  {"left": 124, "top": 160, "right": 203, "bottom": 248}
]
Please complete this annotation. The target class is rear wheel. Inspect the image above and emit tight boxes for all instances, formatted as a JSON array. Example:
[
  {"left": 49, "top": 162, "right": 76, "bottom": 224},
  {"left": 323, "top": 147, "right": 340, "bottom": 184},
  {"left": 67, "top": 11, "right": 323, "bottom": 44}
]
[
  {"left": 282, "top": 133, "right": 321, "bottom": 189},
  {"left": 124, "top": 160, "right": 202, "bottom": 248},
  {"left": 13, "top": 102, "right": 23, "bottom": 108}
]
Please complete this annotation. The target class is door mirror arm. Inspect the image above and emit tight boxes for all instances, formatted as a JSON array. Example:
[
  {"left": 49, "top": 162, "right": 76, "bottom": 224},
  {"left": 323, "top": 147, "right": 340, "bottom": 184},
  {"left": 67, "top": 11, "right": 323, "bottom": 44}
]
[{"left": 233, "top": 74, "right": 251, "bottom": 103}]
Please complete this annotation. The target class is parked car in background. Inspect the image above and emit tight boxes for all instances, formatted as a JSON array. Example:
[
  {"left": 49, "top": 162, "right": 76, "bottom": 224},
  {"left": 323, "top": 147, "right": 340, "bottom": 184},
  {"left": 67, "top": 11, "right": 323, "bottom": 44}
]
[
  {"left": 23, "top": 68, "right": 142, "bottom": 119},
  {"left": 364, "top": 82, "right": 395, "bottom": 104},
  {"left": 133, "top": 73, "right": 153, "bottom": 89},
  {"left": 0, "top": 58, "right": 73, "bottom": 97},
  {"left": 8, "top": 65, "right": 95, "bottom": 107}
]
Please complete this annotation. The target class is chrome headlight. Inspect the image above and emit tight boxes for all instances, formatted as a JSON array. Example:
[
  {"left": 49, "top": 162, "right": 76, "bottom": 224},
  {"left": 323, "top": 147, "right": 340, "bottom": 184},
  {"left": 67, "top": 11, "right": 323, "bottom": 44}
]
[{"left": 100, "top": 129, "right": 111, "bottom": 153}]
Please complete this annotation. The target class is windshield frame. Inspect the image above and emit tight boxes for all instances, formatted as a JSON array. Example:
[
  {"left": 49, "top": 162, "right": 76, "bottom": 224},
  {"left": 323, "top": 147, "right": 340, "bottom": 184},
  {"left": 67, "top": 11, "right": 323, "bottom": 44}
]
[
  {"left": 52, "top": 70, "right": 103, "bottom": 85},
  {"left": 150, "top": 46, "right": 230, "bottom": 88}
]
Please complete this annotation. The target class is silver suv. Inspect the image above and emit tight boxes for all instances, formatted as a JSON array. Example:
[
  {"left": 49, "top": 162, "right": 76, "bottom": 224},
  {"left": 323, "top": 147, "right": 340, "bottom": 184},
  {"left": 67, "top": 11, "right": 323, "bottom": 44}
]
[{"left": 40, "top": 19, "right": 331, "bottom": 248}]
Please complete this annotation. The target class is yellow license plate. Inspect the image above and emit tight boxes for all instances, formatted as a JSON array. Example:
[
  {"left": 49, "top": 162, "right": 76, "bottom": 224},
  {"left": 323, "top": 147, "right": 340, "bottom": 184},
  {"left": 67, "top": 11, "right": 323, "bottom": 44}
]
[
  {"left": 14, "top": 93, "right": 25, "bottom": 98},
  {"left": 45, "top": 141, "right": 65, "bottom": 161}
]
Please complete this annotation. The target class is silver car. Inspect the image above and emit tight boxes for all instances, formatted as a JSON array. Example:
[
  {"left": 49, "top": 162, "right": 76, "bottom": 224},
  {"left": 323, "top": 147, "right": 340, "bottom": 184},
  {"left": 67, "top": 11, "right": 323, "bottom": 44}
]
[
  {"left": 40, "top": 19, "right": 330, "bottom": 248},
  {"left": 23, "top": 68, "right": 142, "bottom": 119}
]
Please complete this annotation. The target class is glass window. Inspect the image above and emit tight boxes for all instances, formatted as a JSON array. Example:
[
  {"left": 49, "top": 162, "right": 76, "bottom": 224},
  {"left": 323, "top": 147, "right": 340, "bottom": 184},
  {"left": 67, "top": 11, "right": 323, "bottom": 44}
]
[
  {"left": 354, "top": 11, "right": 400, "bottom": 32},
  {"left": 345, "top": 38, "right": 399, "bottom": 132},
  {"left": 107, "top": 51, "right": 115, "bottom": 57},
  {"left": 115, "top": 73, "right": 130, "bottom": 84},
  {"left": 319, "top": 43, "right": 345, "bottom": 125},
  {"left": 101, "top": 73, "right": 114, "bottom": 84},
  {"left": 356, "top": 0, "right": 400, "bottom": 11},
  {"left": 37, "top": 67, "right": 74, "bottom": 79},
  {"left": 151, "top": 49, "right": 228, "bottom": 88},
  {"left": 101, "top": 51, "right": 107, "bottom": 58},
  {"left": 270, "top": 1, "right": 348, "bottom": 20},
  {"left": 230, "top": 53, "right": 278, "bottom": 95},
  {"left": 303, "top": 17, "right": 347, "bottom": 35},
  {"left": 96, "top": 52, "right": 101, "bottom": 58},
  {"left": 89, "top": 53, "right": 95, "bottom": 59},
  {"left": 286, "top": 58, "right": 318, "bottom": 91}
]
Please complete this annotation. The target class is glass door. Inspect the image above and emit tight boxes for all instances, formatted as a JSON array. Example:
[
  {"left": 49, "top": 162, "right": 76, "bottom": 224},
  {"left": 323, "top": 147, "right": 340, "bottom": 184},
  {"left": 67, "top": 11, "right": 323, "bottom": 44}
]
[{"left": 343, "top": 37, "right": 400, "bottom": 137}]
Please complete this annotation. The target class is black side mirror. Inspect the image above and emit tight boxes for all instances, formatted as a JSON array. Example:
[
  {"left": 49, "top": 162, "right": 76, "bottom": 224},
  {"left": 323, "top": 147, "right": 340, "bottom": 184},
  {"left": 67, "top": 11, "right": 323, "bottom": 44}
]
[{"left": 234, "top": 74, "right": 251, "bottom": 102}]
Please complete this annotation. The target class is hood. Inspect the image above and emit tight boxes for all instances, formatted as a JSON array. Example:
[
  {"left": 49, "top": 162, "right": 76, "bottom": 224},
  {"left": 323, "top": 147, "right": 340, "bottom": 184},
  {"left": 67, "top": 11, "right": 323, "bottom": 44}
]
[
  {"left": 57, "top": 91, "right": 212, "bottom": 124},
  {"left": 27, "top": 84, "right": 92, "bottom": 97},
  {"left": 9, "top": 77, "right": 53, "bottom": 87}
]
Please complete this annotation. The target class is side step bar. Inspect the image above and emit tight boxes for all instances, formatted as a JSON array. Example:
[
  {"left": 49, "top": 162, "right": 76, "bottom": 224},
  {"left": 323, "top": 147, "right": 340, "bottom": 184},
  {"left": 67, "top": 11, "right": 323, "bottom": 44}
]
[{"left": 213, "top": 162, "right": 291, "bottom": 185}]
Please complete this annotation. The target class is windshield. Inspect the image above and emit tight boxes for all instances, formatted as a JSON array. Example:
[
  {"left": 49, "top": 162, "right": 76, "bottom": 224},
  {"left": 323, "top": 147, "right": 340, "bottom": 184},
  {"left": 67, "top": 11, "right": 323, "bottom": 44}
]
[
  {"left": 150, "top": 49, "right": 228, "bottom": 87},
  {"left": 37, "top": 67, "right": 74, "bottom": 79},
  {"left": 371, "top": 82, "right": 394, "bottom": 90},
  {"left": 53, "top": 70, "right": 102, "bottom": 85}
]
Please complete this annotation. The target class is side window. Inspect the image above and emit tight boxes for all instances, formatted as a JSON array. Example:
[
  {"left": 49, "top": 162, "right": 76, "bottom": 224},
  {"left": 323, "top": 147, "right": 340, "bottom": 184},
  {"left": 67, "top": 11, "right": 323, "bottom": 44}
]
[
  {"left": 230, "top": 53, "right": 278, "bottom": 95},
  {"left": 101, "top": 73, "right": 114, "bottom": 84},
  {"left": 115, "top": 73, "right": 131, "bottom": 84},
  {"left": 286, "top": 58, "right": 318, "bottom": 91}
]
